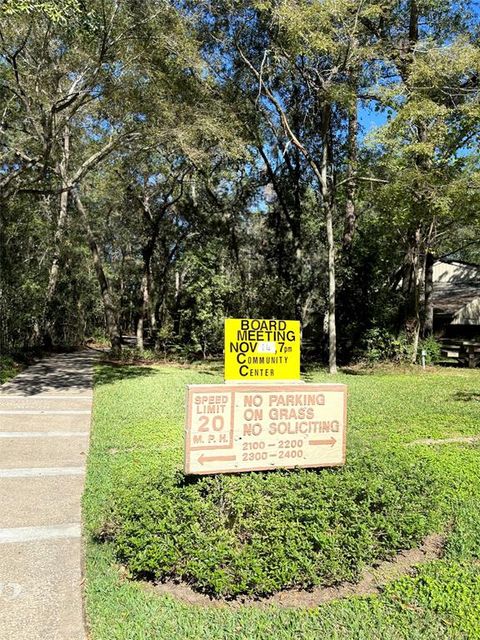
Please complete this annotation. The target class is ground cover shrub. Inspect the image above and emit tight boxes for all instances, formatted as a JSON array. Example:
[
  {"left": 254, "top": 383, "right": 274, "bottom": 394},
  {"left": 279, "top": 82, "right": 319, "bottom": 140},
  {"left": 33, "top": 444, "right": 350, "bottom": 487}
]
[
  {"left": 444, "top": 500, "right": 480, "bottom": 562},
  {"left": 104, "top": 448, "right": 442, "bottom": 597},
  {"left": 89, "top": 329, "right": 111, "bottom": 347},
  {"left": 385, "top": 561, "right": 480, "bottom": 639},
  {"left": 85, "top": 365, "right": 480, "bottom": 638}
]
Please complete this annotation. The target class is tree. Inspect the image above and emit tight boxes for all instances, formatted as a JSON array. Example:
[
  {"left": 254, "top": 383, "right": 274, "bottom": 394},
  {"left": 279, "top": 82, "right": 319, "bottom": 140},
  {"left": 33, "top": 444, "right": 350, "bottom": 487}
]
[
  {"left": 201, "top": 0, "right": 383, "bottom": 371},
  {"left": 0, "top": 1, "right": 141, "bottom": 347},
  {"left": 1, "top": 0, "right": 479, "bottom": 367},
  {"left": 363, "top": 1, "right": 480, "bottom": 357}
]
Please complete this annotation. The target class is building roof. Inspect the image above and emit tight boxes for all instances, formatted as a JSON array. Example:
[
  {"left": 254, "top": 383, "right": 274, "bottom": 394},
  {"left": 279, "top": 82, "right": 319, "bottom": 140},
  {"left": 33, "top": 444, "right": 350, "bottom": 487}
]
[
  {"left": 435, "top": 257, "right": 480, "bottom": 269},
  {"left": 432, "top": 257, "right": 480, "bottom": 325},
  {"left": 433, "top": 283, "right": 480, "bottom": 323}
]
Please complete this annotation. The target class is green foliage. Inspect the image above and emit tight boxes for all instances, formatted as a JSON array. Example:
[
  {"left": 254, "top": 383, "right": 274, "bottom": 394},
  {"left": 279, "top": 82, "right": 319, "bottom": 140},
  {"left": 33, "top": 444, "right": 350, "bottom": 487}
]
[
  {"left": 86, "top": 541, "right": 471, "bottom": 640},
  {"left": 419, "top": 336, "right": 442, "bottom": 365},
  {"left": 175, "top": 246, "right": 240, "bottom": 358},
  {"left": 0, "top": 0, "right": 81, "bottom": 22},
  {"left": 360, "top": 333, "right": 441, "bottom": 367},
  {"left": 116, "top": 348, "right": 162, "bottom": 363},
  {"left": 385, "top": 562, "right": 480, "bottom": 638},
  {"left": 0, "top": 355, "right": 23, "bottom": 384},
  {"left": 443, "top": 497, "right": 480, "bottom": 561},
  {"left": 360, "top": 328, "right": 410, "bottom": 364},
  {"left": 107, "top": 451, "right": 440, "bottom": 597},
  {"left": 89, "top": 329, "right": 111, "bottom": 347},
  {"left": 84, "top": 363, "right": 480, "bottom": 638},
  {"left": 1, "top": 0, "right": 479, "bottom": 363},
  {"left": 86, "top": 363, "right": 479, "bottom": 601}
]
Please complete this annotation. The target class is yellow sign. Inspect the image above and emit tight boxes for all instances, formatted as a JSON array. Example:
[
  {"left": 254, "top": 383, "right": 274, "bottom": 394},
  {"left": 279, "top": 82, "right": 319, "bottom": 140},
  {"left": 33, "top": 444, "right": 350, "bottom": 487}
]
[{"left": 224, "top": 318, "right": 300, "bottom": 381}]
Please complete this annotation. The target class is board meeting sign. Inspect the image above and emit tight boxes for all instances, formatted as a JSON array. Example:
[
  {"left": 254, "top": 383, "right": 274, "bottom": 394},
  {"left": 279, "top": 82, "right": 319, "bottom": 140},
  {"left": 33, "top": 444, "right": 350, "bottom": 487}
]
[
  {"left": 184, "top": 383, "right": 347, "bottom": 475},
  {"left": 224, "top": 318, "right": 300, "bottom": 381}
]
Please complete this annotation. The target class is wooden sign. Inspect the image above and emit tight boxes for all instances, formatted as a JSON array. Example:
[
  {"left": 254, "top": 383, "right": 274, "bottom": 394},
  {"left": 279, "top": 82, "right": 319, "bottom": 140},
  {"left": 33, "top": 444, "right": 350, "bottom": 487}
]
[
  {"left": 184, "top": 383, "right": 347, "bottom": 475},
  {"left": 224, "top": 318, "right": 301, "bottom": 381}
]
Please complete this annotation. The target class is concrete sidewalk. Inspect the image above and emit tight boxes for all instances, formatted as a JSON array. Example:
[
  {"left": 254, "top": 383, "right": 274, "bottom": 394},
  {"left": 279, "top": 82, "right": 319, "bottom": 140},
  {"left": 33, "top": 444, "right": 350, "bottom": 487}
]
[{"left": 0, "top": 350, "right": 98, "bottom": 640}]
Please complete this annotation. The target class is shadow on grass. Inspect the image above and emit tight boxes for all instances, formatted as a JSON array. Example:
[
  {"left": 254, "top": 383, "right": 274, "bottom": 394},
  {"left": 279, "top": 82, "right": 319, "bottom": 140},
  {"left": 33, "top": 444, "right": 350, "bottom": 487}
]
[
  {"left": 302, "top": 365, "right": 370, "bottom": 379},
  {"left": 339, "top": 367, "right": 371, "bottom": 376},
  {"left": 301, "top": 366, "right": 328, "bottom": 381},
  {"left": 195, "top": 365, "right": 224, "bottom": 376},
  {"left": 436, "top": 360, "right": 463, "bottom": 368},
  {"left": 453, "top": 391, "right": 480, "bottom": 402},
  {"left": 95, "top": 363, "right": 158, "bottom": 386}
]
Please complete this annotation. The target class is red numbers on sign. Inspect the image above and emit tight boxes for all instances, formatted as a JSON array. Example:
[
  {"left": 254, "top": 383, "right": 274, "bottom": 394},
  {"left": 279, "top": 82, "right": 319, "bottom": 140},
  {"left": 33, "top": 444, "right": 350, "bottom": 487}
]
[
  {"left": 278, "top": 439, "right": 303, "bottom": 448},
  {"left": 198, "top": 416, "right": 225, "bottom": 432},
  {"left": 242, "top": 451, "right": 268, "bottom": 461},
  {"left": 242, "top": 441, "right": 265, "bottom": 451},
  {"left": 279, "top": 450, "right": 303, "bottom": 459}
]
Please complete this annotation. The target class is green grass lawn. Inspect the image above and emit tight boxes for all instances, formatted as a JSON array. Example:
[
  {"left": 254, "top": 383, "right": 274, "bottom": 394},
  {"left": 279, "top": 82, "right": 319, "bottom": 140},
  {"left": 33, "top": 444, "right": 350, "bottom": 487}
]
[{"left": 84, "top": 363, "right": 480, "bottom": 639}]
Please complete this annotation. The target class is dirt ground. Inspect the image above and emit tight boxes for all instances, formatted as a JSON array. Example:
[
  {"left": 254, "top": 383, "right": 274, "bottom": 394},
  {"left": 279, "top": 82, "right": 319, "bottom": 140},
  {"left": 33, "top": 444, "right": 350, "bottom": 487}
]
[{"left": 150, "top": 533, "right": 445, "bottom": 609}]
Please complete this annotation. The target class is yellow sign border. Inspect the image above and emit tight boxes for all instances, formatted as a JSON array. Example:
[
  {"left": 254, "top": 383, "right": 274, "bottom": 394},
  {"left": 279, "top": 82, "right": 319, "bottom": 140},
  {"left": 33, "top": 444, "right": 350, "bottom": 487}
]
[{"left": 224, "top": 318, "right": 300, "bottom": 381}]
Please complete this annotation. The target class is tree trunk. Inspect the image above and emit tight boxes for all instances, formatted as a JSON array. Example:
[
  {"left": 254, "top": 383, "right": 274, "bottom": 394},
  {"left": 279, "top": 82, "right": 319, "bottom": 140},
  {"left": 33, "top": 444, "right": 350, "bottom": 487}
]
[
  {"left": 172, "top": 269, "right": 182, "bottom": 338},
  {"left": 136, "top": 270, "right": 149, "bottom": 353},
  {"left": 343, "top": 84, "right": 358, "bottom": 249},
  {"left": 257, "top": 143, "right": 304, "bottom": 321},
  {"left": 423, "top": 250, "right": 434, "bottom": 337},
  {"left": 145, "top": 250, "right": 156, "bottom": 347},
  {"left": 43, "top": 127, "right": 70, "bottom": 346},
  {"left": 74, "top": 192, "right": 122, "bottom": 356},
  {"left": 136, "top": 236, "right": 157, "bottom": 352},
  {"left": 319, "top": 106, "right": 337, "bottom": 374},
  {"left": 326, "top": 200, "right": 338, "bottom": 374},
  {"left": 150, "top": 306, "right": 158, "bottom": 341},
  {"left": 406, "top": 228, "right": 422, "bottom": 363}
]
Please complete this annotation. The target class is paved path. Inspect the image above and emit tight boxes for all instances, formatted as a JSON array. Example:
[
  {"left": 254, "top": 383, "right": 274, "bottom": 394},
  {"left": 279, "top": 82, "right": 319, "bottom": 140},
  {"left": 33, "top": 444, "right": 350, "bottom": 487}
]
[{"left": 0, "top": 351, "right": 98, "bottom": 640}]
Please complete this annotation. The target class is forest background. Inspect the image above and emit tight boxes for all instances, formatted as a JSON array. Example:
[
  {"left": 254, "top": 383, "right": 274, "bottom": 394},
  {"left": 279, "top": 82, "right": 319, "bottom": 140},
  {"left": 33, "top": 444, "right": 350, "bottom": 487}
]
[{"left": 1, "top": 0, "right": 479, "bottom": 373}]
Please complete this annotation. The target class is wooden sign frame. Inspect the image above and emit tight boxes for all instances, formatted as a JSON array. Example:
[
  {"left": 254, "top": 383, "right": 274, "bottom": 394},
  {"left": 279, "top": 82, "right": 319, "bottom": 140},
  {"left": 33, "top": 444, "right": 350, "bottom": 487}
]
[{"left": 185, "top": 383, "right": 347, "bottom": 475}]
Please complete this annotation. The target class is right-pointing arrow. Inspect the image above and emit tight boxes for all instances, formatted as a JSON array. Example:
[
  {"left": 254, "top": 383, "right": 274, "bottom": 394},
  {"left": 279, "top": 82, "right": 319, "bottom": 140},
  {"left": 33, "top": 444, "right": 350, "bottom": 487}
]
[{"left": 309, "top": 437, "right": 336, "bottom": 447}]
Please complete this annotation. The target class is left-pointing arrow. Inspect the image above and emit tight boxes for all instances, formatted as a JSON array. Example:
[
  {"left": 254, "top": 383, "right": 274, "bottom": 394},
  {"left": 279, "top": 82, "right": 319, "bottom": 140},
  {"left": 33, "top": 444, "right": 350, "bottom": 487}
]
[{"left": 198, "top": 454, "right": 237, "bottom": 466}]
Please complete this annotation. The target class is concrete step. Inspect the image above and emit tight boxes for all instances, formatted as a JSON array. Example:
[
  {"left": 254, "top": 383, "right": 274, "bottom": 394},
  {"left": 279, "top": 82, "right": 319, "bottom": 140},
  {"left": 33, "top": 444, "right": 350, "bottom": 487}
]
[
  {"left": 0, "top": 475, "right": 84, "bottom": 528},
  {"left": 0, "top": 351, "right": 97, "bottom": 640},
  {"left": 0, "top": 537, "right": 84, "bottom": 640},
  {"left": 0, "top": 414, "right": 92, "bottom": 432},
  {"left": 0, "top": 436, "right": 89, "bottom": 469},
  {"left": 0, "top": 397, "right": 92, "bottom": 412}
]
